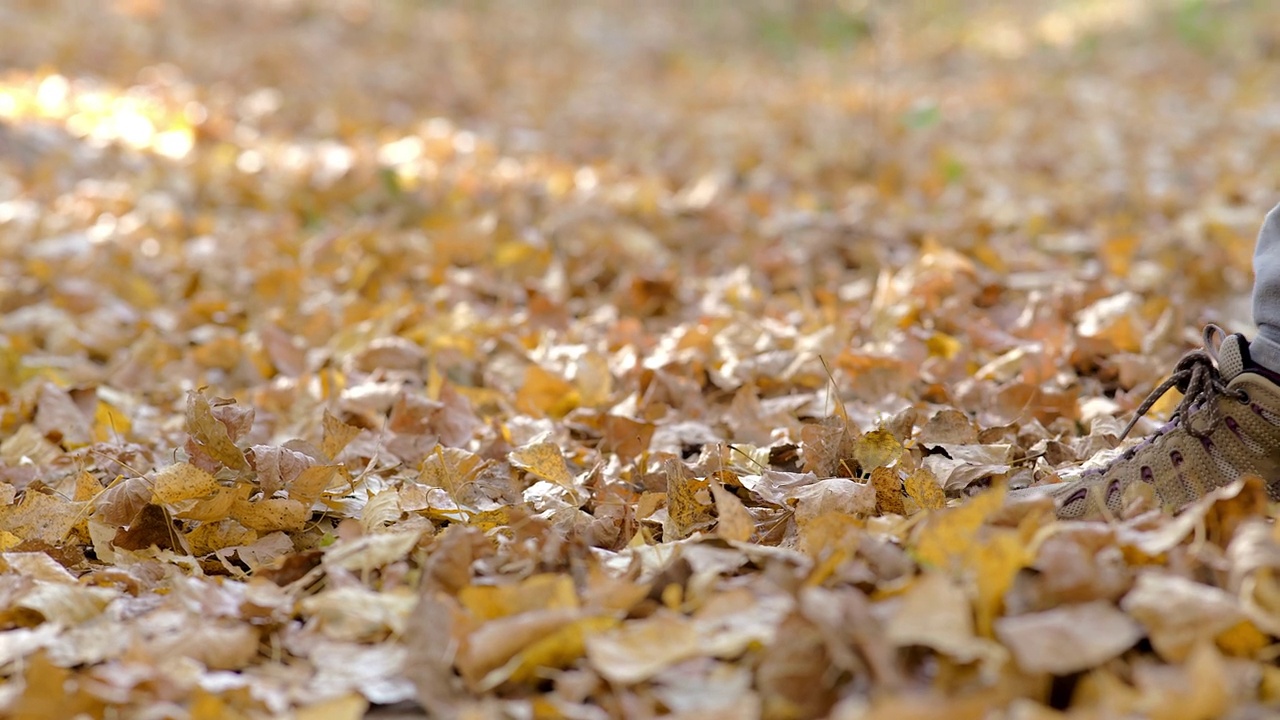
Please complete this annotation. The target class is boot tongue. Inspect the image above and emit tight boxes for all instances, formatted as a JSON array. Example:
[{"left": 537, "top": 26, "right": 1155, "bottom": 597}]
[{"left": 1217, "top": 333, "right": 1247, "bottom": 381}]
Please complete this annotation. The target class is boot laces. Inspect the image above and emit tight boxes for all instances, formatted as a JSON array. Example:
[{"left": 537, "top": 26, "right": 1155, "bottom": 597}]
[{"left": 1117, "top": 324, "right": 1245, "bottom": 444}]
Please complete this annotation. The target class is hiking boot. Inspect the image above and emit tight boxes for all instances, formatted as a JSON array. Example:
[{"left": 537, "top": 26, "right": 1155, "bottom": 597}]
[{"left": 1011, "top": 325, "right": 1280, "bottom": 520}]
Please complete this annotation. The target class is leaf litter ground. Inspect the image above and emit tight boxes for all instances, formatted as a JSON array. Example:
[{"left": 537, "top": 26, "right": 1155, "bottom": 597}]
[{"left": 2, "top": 1, "right": 1280, "bottom": 718}]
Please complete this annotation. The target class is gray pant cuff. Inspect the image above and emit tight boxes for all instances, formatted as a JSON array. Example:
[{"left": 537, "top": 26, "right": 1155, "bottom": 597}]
[{"left": 1250, "top": 330, "right": 1280, "bottom": 374}]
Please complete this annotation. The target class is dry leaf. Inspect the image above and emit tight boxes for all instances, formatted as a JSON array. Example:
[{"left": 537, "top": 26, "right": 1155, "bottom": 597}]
[
  {"left": 322, "top": 410, "right": 362, "bottom": 460},
  {"left": 870, "top": 466, "right": 906, "bottom": 515},
  {"left": 995, "top": 601, "right": 1143, "bottom": 674},
  {"left": 710, "top": 483, "right": 754, "bottom": 543},
  {"left": 151, "top": 462, "right": 220, "bottom": 504},
  {"left": 1119, "top": 572, "right": 1244, "bottom": 662},
  {"left": 903, "top": 467, "right": 946, "bottom": 512},
  {"left": 508, "top": 442, "right": 574, "bottom": 487},
  {"left": 884, "top": 571, "right": 1005, "bottom": 666},
  {"left": 185, "top": 390, "right": 250, "bottom": 472},
  {"left": 0, "top": 4, "right": 1275, "bottom": 716},
  {"left": 585, "top": 611, "right": 702, "bottom": 685}
]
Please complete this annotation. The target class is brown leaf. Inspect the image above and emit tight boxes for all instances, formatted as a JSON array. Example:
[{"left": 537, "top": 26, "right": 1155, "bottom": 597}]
[
  {"left": 600, "top": 414, "right": 655, "bottom": 458},
  {"left": 252, "top": 444, "right": 316, "bottom": 498},
  {"left": 757, "top": 612, "right": 838, "bottom": 720},
  {"left": 111, "top": 504, "right": 179, "bottom": 552},
  {"left": 919, "top": 409, "right": 978, "bottom": 445},
  {"left": 92, "top": 476, "right": 153, "bottom": 527}
]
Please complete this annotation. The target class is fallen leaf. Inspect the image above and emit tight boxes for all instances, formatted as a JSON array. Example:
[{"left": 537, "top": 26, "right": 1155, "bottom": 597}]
[
  {"left": 151, "top": 462, "right": 220, "bottom": 504},
  {"left": 995, "top": 600, "right": 1143, "bottom": 675},
  {"left": 586, "top": 611, "right": 702, "bottom": 685}
]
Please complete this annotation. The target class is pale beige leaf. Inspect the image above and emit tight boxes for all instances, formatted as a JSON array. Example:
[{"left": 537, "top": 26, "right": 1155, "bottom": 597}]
[{"left": 994, "top": 600, "right": 1143, "bottom": 674}]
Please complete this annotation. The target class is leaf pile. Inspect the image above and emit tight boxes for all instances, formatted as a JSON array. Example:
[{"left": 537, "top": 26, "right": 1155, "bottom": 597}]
[{"left": 2, "top": 1, "right": 1280, "bottom": 718}]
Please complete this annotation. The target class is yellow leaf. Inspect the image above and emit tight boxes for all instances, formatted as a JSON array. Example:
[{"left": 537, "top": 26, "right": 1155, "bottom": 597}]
[
  {"left": 585, "top": 612, "right": 702, "bottom": 685},
  {"left": 290, "top": 464, "right": 339, "bottom": 506},
  {"left": 186, "top": 520, "right": 257, "bottom": 556},
  {"left": 904, "top": 467, "right": 947, "bottom": 512},
  {"left": 1262, "top": 665, "right": 1280, "bottom": 703},
  {"left": 460, "top": 573, "right": 579, "bottom": 622},
  {"left": 1, "top": 423, "right": 62, "bottom": 466},
  {"left": 910, "top": 484, "right": 1036, "bottom": 637},
  {"left": 420, "top": 446, "right": 484, "bottom": 494},
  {"left": 516, "top": 364, "right": 579, "bottom": 418},
  {"left": 926, "top": 332, "right": 962, "bottom": 360},
  {"left": 1100, "top": 234, "right": 1140, "bottom": 277},
  {"left": 970, "top": 526, "right": 1034, "bottom": 636},
  {"left": 176, "top": 486, "right": 240, "bottom": 522},
  {"left": 231, "top": 497, "right": 307, "bottom": 532},
  {"left": 296, "top": 694, "right": 368, "bottom": 720},
  {"left": 870, "top": 466, "right": 905, "bottom": 515},
  {"left": 152, "top": 462, "right": 220, "bottom": 504},
  {"left": 73, "top": 470, "right": 102, "bottom": 502},
  {"left": 851, "top": 428, "right": 901, "bottom": 472},
  {"left": 191, "top": 333, "right": 244, "bottom": 371},
  {"left": 321, "top": 410, "right": 361, "bottom": 460},
  {"left": 457, "top": 608, "right": 581, "bottom": 689},
  {"left": 17, "top": 652, "right": 102, "bottom": 718},
  {"left": 0, "top": 490, "right": 82, "bottom": 544},
  {"left": 500, "top": 615, "right": 619, "bottom": 688},
  {"left": 190, "top": 690, "right": 249, "bottom": 720},
  {"left": 797, "top": 511, "right": 863, "bottom": 561},
  {"left": 1215, "top": 619, "right": 1269, "bottom": 657},
  {"left": 509, "top": 442, "right": 574, "bottom": 487},
  {"left": 912, "top": 486, "right": 1005, "bottom": 570},
  {"left": 467, "top": 507, "right": 510, "bottom": 531}
]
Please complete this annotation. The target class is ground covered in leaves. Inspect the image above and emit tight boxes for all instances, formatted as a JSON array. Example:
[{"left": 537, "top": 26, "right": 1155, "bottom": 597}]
[{"left": 2, "top": 1, "right": 1280, "bottom": 718}]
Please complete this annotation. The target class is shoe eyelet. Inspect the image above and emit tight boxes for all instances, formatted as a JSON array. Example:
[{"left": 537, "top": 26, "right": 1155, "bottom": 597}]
[{"left": 1236, "top": 389, "right": 1251, "bottom": 404}]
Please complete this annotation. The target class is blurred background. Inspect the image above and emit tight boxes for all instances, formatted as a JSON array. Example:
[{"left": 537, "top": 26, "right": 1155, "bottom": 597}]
[{"left": 2, "top": 0, "right": 1280, "bottom": 332}]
